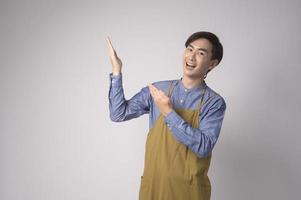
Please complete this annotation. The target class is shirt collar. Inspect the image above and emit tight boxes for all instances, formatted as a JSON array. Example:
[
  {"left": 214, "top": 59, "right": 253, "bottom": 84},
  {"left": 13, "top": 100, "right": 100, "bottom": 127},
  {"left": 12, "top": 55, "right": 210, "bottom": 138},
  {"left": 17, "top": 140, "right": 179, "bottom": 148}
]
[{"left": 177, "top": 77, "right": 207, "bottom": 92}]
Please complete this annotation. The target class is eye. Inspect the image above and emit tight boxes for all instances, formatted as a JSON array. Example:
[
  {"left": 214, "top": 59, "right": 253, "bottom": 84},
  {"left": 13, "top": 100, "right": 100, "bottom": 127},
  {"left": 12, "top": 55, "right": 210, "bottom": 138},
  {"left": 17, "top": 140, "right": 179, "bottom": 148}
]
[
  {"left": 187, "top": 47, "right": 193, "bottom": 52},
  {"left": 198, "top": 51, "right": 205, "bottom": 56}
]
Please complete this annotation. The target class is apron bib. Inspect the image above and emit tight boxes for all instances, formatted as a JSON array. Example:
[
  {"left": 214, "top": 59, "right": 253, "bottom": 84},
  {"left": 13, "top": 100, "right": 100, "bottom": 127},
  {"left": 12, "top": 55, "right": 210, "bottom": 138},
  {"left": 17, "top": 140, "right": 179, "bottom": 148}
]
[{"left": 139, "top": 81, "right": 212, "bottom": 200}]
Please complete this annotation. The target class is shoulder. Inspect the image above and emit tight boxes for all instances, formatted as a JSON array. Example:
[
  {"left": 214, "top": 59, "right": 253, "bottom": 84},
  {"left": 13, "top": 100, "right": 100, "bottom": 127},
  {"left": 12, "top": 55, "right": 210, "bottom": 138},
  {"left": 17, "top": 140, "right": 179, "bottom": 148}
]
[
  {"left": 203, "top": 85, "right": 226, "bottom": 110},
  {"left": 139, "top": 79, "right": 177, "bottom": 95},
  {"left": 151, "top": 79, "right": 178, "bottom": 93}
]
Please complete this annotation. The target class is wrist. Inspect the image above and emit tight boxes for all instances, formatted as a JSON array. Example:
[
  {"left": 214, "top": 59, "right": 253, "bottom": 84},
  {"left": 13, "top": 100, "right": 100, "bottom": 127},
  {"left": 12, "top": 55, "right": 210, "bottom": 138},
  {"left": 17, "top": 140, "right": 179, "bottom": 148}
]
[
  {"left": 112, "top": 70, "right": 121, "bottom": 76},
  {"left": 163, "top": 108, "right": 173, "bottom": 117}
]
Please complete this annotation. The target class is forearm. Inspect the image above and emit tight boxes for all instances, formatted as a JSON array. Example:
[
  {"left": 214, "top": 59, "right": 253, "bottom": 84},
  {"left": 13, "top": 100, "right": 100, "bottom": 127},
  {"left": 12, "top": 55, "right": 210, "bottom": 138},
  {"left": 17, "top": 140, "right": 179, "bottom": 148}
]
[
  {"left": 108, "top": 73, "right": 150, "bottom": 122},
  {"left": 164, "top": 101, "right": 226, "bottom": 158},
  {"left": 164, "top": 111, "right": 215, "bottom": 158},
  {"left": 108, "top": 73, "right": 127, "bottom": 121}
]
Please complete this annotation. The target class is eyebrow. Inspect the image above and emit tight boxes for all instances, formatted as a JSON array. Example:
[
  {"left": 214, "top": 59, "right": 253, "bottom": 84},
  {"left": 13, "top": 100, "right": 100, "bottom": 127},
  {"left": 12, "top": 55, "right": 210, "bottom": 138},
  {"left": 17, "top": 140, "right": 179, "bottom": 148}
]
[{"left": 188, "top": 44, "right": 209, "bottom": 53}]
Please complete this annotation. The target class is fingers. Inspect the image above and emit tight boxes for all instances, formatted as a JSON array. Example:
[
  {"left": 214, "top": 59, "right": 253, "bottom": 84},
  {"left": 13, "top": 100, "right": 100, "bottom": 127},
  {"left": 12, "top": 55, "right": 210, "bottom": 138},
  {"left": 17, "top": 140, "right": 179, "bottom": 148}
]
[
  {"left": 148, "top": 84, "right": 154, "bottom": 97},
  {"left": 148, "top": 84, "right": 166, "bottom": 99},
  {"left": 106, "top": 36, "right": 114, "bottom": 50},
  {"left": 148, "top": 84, "right": 157, "bottom": 98},
  {"left": 106, "top": 36, "right": 117, "bottom": 57}
]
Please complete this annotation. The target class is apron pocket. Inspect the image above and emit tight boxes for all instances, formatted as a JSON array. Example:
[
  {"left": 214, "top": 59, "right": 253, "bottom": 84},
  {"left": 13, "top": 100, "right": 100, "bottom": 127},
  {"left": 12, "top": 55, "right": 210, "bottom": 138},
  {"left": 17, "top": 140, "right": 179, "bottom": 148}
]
[{"left": 189, "top": 183, "right": 211, "bottom": 200}]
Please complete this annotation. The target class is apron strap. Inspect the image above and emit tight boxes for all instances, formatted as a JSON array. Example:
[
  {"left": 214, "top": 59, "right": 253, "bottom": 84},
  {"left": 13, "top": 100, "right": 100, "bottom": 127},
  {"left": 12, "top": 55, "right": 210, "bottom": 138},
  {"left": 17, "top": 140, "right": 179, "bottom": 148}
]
[
  {"left": 197, "top": 87, "right": 207, "bottom": 111},
  {"left": 166, "top": 80, "right": 216, "bottom": 111},
  {"left": 197, "top": 87, "right": 217, "bottom": 111},
  {"left": 166, "top": 80, "right": 177, "bottom": 97}
]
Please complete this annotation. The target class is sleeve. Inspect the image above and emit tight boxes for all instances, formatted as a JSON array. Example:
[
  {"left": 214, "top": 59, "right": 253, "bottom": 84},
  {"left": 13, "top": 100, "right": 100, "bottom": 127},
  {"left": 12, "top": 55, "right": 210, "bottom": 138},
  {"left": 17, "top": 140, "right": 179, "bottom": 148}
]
[
  {"left": 108, "top": 73, "right": 151, "bottom": 122},
  {"left": 163, "top": 96, "right": 226, "bottom": 158}
]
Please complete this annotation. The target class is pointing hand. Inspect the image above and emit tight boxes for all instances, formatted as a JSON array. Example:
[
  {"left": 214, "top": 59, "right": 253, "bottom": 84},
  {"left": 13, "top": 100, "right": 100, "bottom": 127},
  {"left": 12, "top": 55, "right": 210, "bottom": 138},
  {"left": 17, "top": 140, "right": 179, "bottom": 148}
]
[{"left": 148, "top": 84, "right": 173, "bottom": 116}]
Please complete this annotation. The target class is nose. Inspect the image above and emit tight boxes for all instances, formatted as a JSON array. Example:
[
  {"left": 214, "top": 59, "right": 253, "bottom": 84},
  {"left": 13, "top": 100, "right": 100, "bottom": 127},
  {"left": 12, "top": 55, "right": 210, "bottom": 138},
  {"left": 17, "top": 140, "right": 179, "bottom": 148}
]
[{"left": 188, "top": 52, "right": 196, "bottom": 61}]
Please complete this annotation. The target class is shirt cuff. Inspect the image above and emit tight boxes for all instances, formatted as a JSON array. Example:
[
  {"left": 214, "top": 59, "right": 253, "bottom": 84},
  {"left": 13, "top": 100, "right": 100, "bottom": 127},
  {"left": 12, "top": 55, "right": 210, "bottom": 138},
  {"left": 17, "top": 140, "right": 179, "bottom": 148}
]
[
  {"left": 164, "top": 110, "right": 182, "bottom": 128},
  {"left": 109, "top": 73, "right": 122, "bottom": 87}
]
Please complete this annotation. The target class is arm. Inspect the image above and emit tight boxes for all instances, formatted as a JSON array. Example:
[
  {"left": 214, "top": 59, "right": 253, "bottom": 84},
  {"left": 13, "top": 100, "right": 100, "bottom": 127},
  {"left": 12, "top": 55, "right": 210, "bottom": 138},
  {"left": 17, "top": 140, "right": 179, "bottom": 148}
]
[
  {"left": 107, "top": 37, "right": 150, "bottom": 122},
  {"left": 148, "top": 84, "right": 226, "bottom": 158},
  {"left": 164, "top": 97, "right": 226, "bottom": 158},
  {"left": 109, "top": 73, "right": 150, "bottom": 122}
]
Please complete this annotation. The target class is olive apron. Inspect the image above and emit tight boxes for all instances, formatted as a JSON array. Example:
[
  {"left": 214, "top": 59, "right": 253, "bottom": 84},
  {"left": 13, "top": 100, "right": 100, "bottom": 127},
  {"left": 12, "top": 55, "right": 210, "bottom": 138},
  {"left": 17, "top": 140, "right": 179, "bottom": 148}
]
[{"left": 139, "top": 81, "right": 213, "bottom": 200}]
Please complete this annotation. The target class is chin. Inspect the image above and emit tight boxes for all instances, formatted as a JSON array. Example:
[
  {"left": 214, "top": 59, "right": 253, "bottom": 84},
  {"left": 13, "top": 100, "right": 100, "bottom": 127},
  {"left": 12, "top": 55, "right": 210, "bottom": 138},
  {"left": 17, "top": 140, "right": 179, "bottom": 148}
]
[
  {"left": 183, "top": 72, "right": 197, "bottom": 79},
  {"left": 183, "top": 70, "right": 201, "bottom": 79}
]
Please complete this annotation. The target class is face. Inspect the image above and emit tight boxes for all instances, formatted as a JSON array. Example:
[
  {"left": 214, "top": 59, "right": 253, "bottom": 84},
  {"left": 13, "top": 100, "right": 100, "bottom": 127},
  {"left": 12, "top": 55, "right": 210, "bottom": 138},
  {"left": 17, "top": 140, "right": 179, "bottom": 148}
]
[{"left": 182, "top": 38, "right": 218, "bottom": 79}]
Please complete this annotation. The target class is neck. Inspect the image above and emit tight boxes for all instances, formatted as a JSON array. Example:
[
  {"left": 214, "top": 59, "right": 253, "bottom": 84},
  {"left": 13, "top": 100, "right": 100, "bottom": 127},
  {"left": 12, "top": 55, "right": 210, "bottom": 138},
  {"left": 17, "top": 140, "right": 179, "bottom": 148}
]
[{"left": 181, "top": 75, "right": 204, "bottom": 89}]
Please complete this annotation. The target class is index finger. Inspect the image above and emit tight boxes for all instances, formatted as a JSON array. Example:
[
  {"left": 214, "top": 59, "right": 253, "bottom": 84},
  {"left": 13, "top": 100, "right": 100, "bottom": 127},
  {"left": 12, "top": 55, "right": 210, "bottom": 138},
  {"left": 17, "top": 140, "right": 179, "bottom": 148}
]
[
  {"left": 149, "top": 84, "right": 160, "bottom": 93},
  {"left": 106, "top": 36, "right": 113, "bottom": 48},
  {"left": 106, "top": 36, "right": 116, "bottom": 53},
  {"left": 149, "top": 84, "right": 160, "bottom": 97}
]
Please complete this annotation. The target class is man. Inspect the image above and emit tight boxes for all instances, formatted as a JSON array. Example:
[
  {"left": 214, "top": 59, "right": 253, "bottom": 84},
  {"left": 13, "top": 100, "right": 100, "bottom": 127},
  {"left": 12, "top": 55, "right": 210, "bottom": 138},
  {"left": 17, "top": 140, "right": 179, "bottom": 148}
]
[{"left": 107, "top": 31, "right": 226, "bottom": 200}]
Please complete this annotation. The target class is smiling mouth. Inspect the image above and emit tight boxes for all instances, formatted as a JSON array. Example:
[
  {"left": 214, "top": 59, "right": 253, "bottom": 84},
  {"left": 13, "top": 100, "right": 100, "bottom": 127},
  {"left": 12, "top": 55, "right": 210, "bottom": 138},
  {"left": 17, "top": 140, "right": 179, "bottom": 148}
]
[{"left": 185, "top": 62, "right": 196, "bottom": 69}]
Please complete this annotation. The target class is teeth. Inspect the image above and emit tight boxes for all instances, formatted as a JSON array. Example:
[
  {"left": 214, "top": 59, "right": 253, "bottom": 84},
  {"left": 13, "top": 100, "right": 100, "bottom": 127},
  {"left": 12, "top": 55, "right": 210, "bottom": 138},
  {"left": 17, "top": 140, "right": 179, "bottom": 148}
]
[{"left": 186, "top": 62, "right": 196, "bottom": 67}]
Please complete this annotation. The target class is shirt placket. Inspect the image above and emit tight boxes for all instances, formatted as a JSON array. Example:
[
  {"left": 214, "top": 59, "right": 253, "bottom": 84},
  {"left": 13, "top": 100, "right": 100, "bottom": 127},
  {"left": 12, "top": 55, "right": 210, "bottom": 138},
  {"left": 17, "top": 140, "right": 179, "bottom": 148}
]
[{"left": 179, "top": 88, "right": 189, "bottom": 105}]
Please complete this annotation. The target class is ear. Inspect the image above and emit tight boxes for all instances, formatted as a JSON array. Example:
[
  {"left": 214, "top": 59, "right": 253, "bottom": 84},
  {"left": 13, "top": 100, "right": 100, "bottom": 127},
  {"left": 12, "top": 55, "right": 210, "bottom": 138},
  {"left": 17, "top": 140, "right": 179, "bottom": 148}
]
[{"left": 208, "top": 59, "right": 219, "bottom": 71}]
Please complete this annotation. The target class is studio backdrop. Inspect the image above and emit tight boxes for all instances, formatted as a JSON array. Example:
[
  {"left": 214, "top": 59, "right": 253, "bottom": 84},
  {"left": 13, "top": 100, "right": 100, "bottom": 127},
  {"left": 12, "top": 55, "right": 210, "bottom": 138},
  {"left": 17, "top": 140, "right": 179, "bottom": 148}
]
[{"left": 1, "top": 0, "right": 300, "bottom": 199}]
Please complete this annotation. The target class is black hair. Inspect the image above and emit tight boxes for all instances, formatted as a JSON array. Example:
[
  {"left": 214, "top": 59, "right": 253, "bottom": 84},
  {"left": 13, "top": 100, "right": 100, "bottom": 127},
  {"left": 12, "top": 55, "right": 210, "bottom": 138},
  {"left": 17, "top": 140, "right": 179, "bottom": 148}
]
[{"left": 185, "top": 31, "right": 223, "bottom": 65}]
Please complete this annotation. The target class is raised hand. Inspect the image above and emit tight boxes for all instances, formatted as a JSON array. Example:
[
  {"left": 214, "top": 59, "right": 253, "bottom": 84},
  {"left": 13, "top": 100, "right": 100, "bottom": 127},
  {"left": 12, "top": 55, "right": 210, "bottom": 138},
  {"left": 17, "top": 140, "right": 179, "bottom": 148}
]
[{"left": 106, "top": 36, "right": 122, "bottom": 75}]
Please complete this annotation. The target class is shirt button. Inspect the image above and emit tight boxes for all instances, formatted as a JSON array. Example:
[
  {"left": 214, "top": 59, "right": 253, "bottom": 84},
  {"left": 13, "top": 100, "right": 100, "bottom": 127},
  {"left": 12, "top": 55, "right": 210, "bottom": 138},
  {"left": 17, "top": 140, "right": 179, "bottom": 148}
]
[
  {"left": 184, "top": 89, "right": 188, "bottom": 92},
  {"left": 180, "top": 99, "right": 184, "bottom": 103}
]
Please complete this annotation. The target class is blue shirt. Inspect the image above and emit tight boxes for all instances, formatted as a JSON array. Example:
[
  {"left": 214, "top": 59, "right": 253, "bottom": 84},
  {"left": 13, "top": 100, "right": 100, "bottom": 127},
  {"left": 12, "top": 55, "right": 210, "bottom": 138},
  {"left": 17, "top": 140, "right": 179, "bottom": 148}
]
[{"left": 108, "top": 73, "right": 226, "bottom": 158}]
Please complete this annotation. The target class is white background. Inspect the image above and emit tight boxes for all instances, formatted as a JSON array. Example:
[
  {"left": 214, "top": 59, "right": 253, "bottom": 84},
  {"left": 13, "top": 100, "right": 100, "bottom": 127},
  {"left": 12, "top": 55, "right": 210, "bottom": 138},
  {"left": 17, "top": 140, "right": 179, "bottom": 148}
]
[{"left": 1, "top": 0, "right": 300, "bottom": 199}]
